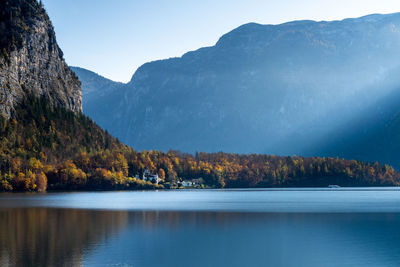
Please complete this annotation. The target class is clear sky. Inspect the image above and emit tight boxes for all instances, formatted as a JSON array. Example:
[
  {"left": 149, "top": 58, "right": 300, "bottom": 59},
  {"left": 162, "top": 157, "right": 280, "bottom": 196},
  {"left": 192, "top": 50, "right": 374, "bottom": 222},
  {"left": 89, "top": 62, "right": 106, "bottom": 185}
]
[{"left": 42, "top": 0, "right": 400, "bottom": 83}]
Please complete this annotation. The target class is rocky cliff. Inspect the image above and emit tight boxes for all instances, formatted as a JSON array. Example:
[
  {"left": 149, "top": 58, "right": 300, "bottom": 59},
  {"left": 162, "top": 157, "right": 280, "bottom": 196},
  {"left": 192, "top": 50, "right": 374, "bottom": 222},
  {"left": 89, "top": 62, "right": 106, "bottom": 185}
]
[{"left": 0, "top": 0, "right": 81, "bottom": 118}]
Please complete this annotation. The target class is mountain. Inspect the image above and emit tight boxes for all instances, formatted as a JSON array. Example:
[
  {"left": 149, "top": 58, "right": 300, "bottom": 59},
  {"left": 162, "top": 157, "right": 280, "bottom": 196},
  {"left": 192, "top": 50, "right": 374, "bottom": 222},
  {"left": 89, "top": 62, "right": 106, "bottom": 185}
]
[
  {"left": 70, "top": 67, "right": 123, "bottom": 101},
  {"left": 70, "top": 67, "right": 125, "bottom": 127},
  {"left": 0, "top": 0, "right": 166, "bottom": 192},
  {"left": 0, "top": 0, "right": 81, "bottom": 118},
  {"left": 76, "top": 13, "right": 400, "bottom": 162},
  {"left": 309, "top": 68, "right": 400, "bottom": 168},
  {"left": 0, "top": 0, "right": 398, "bottom": 192},
  {"left": 0, "top": 0, "right": 126, "bottom": 191}
]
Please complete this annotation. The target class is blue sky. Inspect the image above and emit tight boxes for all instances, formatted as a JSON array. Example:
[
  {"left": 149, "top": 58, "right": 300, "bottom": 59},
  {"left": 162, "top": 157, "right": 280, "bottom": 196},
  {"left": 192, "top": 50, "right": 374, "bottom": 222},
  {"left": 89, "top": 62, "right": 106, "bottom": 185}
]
[{"left": 42, "top": 0, "right": 400, "bottom": 82}]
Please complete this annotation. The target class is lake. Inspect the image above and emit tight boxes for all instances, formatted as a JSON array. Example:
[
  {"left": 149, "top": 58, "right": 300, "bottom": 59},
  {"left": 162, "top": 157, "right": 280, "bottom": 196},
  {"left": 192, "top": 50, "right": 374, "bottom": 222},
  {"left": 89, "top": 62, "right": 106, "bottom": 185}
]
[{"left": 1, "top": 188, "right": 400, "bottom": 266}]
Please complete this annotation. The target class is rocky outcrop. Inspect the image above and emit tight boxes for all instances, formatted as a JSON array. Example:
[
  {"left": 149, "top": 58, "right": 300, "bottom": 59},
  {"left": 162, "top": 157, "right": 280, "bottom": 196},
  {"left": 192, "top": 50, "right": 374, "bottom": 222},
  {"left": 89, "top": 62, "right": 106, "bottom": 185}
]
[{"left": 0, "top": 0, "right": 81, "bottom": 118}]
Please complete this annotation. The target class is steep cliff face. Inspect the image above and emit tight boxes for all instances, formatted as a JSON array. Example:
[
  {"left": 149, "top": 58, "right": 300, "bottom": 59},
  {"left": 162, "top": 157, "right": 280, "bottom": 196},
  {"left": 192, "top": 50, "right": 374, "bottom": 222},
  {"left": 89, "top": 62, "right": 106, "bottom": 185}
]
[{"left": 0, "top": 0, "right": 82, "bottom": 118}]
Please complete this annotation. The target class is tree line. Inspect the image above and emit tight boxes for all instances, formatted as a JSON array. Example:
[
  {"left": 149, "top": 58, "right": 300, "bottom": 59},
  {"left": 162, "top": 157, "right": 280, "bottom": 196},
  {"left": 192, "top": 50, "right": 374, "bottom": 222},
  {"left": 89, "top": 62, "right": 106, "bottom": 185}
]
[{"left": 0, "top": 95, "right": 399, "bottom": 192}]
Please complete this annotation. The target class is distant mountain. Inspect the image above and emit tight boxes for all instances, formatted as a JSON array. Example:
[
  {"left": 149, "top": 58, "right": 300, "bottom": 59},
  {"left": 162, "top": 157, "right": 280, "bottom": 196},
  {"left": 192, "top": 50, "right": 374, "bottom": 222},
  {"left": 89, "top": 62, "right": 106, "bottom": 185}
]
[
  {"left": 0, "top": 0, "right": 81, "bottom": 118},
  {"left": 71, "top": 67, "right": 124, "bottom": 127},
  {"left": 70, "top": 67, "right": 123, "bottom": 99},
  {"left": 76, "top": 13, "right": 400, "bottom": 166}
]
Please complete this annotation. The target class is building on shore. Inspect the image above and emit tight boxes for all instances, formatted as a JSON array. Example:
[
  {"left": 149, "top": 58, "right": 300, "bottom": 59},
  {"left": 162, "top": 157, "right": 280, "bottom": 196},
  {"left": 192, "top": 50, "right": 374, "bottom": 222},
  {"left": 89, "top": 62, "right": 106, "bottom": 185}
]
[
  {"left": 142, "top": 169, "right": 162, "bottom": 184},
  {"left": 181, "top": 179, "right": 201, "bottom": 187}
]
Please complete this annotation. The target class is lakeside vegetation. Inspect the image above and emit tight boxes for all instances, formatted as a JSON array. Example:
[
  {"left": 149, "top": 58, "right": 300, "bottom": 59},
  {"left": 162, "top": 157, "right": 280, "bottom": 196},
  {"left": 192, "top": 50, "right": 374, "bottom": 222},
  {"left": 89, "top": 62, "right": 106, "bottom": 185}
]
[{"left": 0, "top": 96, "right": 399, "bottom": 192}]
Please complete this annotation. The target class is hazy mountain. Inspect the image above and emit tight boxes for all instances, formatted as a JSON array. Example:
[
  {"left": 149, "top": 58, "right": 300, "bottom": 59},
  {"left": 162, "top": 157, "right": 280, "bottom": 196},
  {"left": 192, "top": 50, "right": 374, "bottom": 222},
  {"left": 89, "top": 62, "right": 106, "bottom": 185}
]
[
  {"left": 0, "top": 0, "right": 81, "bottom": 118},
  {"left": 309, "top": 66, "right": 400, "bottom": 167},
  {"left": 70, "top": 67, "right": 125, "bottom": 127},
  {"left": 76, "top": 13, "right": 400, "bottom": 166}
]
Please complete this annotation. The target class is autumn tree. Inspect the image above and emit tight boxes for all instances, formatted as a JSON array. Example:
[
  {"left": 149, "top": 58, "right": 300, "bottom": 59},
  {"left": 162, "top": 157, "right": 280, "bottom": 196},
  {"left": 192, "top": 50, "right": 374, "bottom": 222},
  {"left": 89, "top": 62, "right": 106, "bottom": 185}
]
[{"left": 158, "top": 168, "right": 166, "bottom": 181}]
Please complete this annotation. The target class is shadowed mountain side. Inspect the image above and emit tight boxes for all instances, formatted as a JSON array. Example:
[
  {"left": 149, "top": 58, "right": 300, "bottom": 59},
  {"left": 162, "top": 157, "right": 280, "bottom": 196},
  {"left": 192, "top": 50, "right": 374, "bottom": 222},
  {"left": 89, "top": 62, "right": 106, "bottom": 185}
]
[
  {"left": 307, "top": 69, "right": 400, "bottom": 168},
  {"left": 70, "top": 67, "right": 125, "bottom": 129},
  {"left": 76, "top": 13, "right": 400, "bottom": 157}
]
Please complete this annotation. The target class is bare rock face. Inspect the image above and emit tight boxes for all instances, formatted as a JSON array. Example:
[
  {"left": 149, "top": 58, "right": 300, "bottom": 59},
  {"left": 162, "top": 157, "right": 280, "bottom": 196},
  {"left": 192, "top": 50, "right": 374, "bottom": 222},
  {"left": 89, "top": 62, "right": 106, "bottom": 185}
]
[{"left": 0, "top": 0, "right": 82, "bottom": 118}]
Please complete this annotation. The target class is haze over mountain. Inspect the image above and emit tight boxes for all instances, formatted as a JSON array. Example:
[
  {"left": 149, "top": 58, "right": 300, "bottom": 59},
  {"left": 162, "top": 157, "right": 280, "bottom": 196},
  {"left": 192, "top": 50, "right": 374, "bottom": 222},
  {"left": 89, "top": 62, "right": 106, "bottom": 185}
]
[
  {"left": 71, "top": 67, "right": 125, "bottom": 128},
  {"left": 75, "top": 13, "right": 400, "bottom": 167}
]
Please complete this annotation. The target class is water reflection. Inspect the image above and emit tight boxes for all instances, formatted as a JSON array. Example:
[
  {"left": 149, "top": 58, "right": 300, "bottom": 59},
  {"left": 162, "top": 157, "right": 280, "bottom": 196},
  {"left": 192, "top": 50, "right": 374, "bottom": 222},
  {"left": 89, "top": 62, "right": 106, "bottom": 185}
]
[
  {"left": 0, "top": 208, "right": 128, "bottom": 267},
  {"left": 1, "top": 208, "right": 400, "bottom": 266},
  {"left": 116, "top": 212, "right": 400, "bottom": 267}
]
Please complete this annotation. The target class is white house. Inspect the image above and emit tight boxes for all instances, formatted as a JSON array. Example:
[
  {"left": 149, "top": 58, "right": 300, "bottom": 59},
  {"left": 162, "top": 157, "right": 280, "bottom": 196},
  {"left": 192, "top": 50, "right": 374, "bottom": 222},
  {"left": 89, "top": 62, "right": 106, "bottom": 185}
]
[{"left": 142, "top": 169, "right": 161, "bottom": 184}]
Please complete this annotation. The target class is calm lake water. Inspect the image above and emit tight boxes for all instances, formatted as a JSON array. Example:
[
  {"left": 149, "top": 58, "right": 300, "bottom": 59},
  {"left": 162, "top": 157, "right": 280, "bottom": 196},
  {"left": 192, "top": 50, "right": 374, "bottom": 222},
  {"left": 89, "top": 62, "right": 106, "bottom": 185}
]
[{"left": 1, "top": 188, "right": 400, "bottom": 266}]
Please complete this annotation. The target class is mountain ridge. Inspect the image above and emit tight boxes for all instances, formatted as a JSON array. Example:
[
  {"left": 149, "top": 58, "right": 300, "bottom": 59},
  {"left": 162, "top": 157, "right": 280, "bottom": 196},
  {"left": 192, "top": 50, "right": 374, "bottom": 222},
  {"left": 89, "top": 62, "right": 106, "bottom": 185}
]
[{"left": 76, "top": 11, "right": 400, "bottom": 165}]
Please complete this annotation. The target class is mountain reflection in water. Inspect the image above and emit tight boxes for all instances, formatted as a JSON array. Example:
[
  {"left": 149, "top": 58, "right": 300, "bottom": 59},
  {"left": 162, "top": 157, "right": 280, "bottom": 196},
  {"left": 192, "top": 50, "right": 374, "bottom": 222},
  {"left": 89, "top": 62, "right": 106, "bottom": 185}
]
[{"left": 1, "top": 208, "right": 400, "bottom": 267}]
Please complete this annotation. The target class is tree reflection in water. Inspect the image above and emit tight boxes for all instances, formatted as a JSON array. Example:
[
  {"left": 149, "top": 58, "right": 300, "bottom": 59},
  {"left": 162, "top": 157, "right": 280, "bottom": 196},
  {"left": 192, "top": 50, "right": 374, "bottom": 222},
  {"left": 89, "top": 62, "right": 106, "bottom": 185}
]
[
  {"left": 0, "top": 208, "right": 129, "bottom": 267},
  {"left": 1, "top": 209, "right": 400, "bottom": 267}
]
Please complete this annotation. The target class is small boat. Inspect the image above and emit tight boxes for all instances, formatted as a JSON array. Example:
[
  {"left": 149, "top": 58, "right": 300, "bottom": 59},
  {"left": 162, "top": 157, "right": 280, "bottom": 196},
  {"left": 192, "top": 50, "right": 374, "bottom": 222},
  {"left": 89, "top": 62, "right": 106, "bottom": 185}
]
[{"left": 328, "top": 185, "right": 341, "bottom": 188}]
